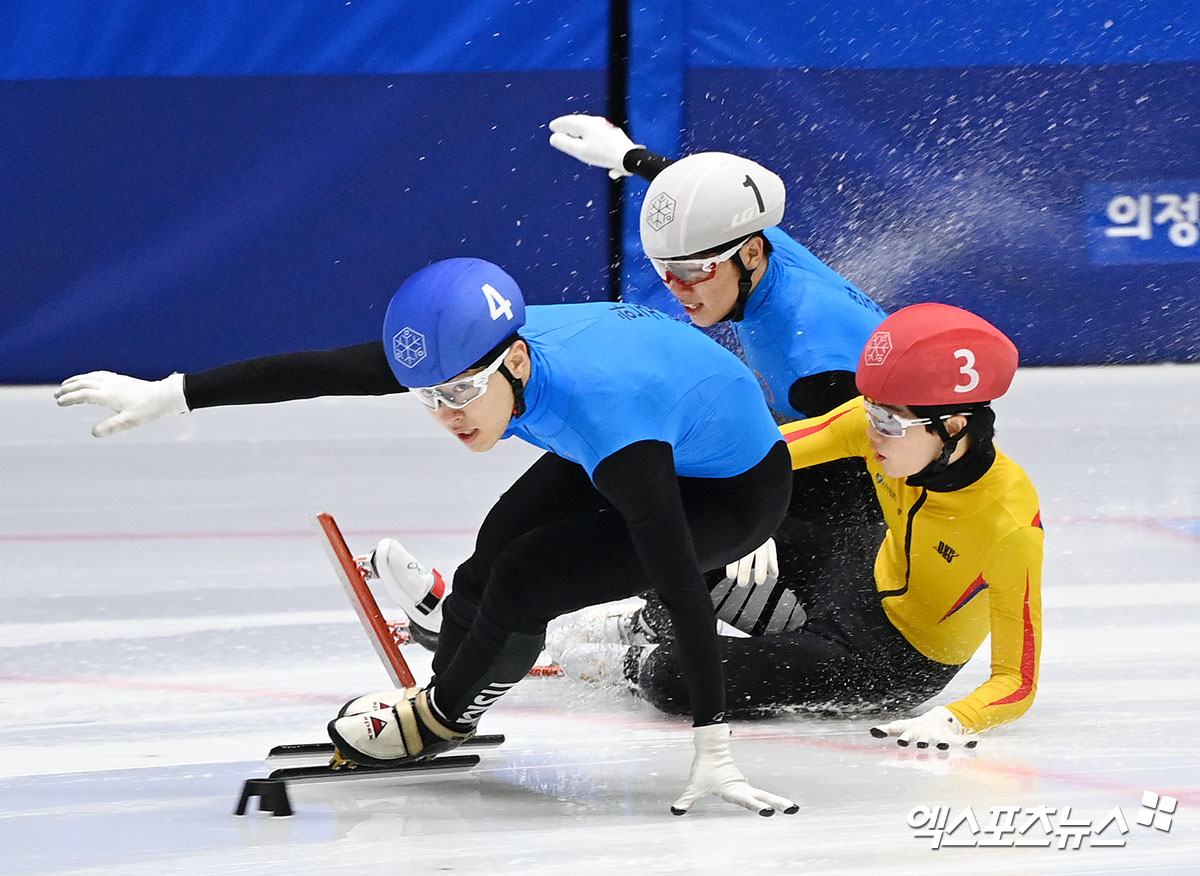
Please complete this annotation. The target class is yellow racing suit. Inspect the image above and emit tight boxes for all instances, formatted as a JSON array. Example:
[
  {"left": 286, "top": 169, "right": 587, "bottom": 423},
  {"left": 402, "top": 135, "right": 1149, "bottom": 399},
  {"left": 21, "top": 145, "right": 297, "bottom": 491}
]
[{"left": 780, "top": 397, "right": 1044, "bottom": 732}]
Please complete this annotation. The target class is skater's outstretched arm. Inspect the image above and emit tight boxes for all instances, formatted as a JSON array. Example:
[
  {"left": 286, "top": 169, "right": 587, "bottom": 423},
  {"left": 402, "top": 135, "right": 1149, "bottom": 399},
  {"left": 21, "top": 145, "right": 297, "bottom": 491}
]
[
  {"left": 548, "top": 114, "right": 674, "bottom": 182},
  {"left": 184, "top": 341, "right": 401, "bottom": 406},
  {"left": 56, "top": 341, "right": 403, "bottom": 437}
]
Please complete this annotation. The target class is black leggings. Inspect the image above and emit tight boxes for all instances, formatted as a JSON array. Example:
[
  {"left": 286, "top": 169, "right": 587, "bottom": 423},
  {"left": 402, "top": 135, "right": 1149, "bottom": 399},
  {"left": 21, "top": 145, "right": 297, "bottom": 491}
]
[
  {"left": 429, "top": 444, "right": 792, "bottom": 726},
  {"left": 636, "top": 511, "right": 963, "bottom": 717}
]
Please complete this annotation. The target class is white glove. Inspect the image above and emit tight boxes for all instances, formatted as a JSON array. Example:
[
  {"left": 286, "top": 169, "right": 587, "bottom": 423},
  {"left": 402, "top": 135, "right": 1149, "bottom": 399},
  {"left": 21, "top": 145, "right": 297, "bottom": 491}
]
[
  {"left": 548, "top": 114, "right": 642, "bottom": 179},
  {"left": 870, "top": 706, "right": 978, "bottom": 751},
  {"left": 671, "top": 723, "right": 799, "bottom": 817},
  {"left": 54, "top": 371, "right": 188, "bottom": 438},
  {"left": 725, "top": 537, "right": 778, "bottom": 589}
]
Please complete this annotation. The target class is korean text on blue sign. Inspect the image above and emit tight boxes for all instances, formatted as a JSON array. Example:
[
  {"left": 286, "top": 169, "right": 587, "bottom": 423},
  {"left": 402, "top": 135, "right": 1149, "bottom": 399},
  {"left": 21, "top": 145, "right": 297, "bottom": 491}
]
[{"left": 1087, "top": 181, "right": 1200, "bottom": 264}]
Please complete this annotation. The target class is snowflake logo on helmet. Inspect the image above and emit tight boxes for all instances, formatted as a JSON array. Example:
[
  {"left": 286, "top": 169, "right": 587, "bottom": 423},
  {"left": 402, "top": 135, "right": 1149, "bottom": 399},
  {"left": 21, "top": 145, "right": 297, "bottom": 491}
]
[
  {"left": 863, "top": 331, "right": 892, "bottom": 366},
  {"left": 645, "top": 193, "right": 676, "bottom": 231},
  {"left": 392, "top": 327, "right": 427, "bottom": 369}
]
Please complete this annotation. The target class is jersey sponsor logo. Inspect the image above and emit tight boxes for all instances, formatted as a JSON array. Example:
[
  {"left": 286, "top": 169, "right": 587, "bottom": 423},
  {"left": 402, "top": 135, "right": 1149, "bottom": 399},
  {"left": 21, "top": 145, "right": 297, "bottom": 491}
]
[
  {"left": 874, "top": 471, "right": 899, "bottom": 505},
  {"left": 862, "top": 331, "right": 892, "bottom": 366},
  {"left": 645, "top": 192, "right": 676, "bottom": 231},
  {"left": 936, "top": 541, "right": 959, "bottom": 563},
  {"left": 458, "top": 681, "right": 517, "bottom": 725},
  {"left": 843, "top": 284, "right": 886, "bottom": 315},
  {"left": 610, "top": 303, "right": 668, "bottom": 321},
  {"left": 392, "top": 327, "right": 427, "bottom": 369}
]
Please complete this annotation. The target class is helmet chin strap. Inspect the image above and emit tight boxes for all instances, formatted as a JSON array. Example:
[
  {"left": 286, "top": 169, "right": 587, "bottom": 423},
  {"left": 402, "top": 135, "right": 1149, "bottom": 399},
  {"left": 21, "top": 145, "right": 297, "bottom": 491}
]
[
  {"left": 718, "top": 252, "right": 756, "bottom": 323},
  {"left": 910, "top": 419, "right": 965, "bottom": 481},
  {"left": 498, "top": 363, "right": 526, "bottom": 418}
]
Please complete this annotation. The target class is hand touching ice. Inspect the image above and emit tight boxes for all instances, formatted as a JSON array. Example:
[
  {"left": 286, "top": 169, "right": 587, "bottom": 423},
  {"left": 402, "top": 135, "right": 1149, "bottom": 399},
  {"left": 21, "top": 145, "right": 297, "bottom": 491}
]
[
  {"left": 671, "top": 724, "right": 799, "bottom": 817},
  {"left": 870, "top": 706, "right": 978, "bottom": 751}
]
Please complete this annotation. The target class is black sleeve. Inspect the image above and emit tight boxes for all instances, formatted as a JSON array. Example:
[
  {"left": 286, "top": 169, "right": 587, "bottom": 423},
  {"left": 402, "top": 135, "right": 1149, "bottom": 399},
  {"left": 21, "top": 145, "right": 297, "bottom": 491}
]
[
  {"left": 622, "top": 148, "right": 677, "bottom": 182},
  {"left": 591, "top": 440, "right": 725, "bottom": 726},
  {"left": 786, "top": 370, "right": 860, "bottom": 419},
  {"left": 183, "top": 341, "right": 405, "bottom": 409}
]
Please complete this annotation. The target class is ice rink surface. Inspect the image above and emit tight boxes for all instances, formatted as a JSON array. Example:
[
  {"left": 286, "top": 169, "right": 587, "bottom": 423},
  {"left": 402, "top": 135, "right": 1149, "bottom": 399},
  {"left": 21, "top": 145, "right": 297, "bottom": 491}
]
[{"left": 2, "top": 363, "right": 1198, "bottom": 875}]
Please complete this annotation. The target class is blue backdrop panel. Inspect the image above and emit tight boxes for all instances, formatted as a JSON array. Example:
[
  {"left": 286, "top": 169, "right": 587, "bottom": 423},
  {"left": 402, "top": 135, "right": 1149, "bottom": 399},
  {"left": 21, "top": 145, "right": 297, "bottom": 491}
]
[
  {"left": 7, "top": 1, "right": 1200, "bottom": 381},
  {"left": 688, "top": 1, "right": 1200, "bottom": 69},
  {"left": 4, "top": 0, "right": 607, "bottom": 78},
  {"left": 682, "top": 62, "right": 1200, "bottom": 365},
  {"left": 0, "top": 71, "right": 610, "bottom": 382},
  {"left": 619, "top": 0, "right": 686, "bottom": 319},
  {"left": 617, "top": 1, "right": 1200, "bottom": 365}
]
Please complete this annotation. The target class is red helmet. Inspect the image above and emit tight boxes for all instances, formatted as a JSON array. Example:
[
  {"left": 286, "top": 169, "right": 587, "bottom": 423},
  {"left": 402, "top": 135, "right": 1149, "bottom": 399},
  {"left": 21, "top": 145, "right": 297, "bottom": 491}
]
[{"left": 856, "top": 303, "right": 1019, "bottom": 406}]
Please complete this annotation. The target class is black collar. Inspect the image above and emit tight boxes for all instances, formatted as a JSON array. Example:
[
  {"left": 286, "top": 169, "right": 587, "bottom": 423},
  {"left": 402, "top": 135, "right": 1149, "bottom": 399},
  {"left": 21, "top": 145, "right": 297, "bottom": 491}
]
[{"left": 906, "top": 442, "right": 996, "bottom": 492}]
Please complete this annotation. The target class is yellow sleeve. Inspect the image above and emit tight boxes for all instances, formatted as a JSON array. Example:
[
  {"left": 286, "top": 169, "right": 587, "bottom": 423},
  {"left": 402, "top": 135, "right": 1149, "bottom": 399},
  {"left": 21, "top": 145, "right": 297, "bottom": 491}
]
[
  {"left": 945, "top": 525, "right": 1044, "bottom": 733},
  {"left": 779, "top": 397, "right": 869, "bottom": 470}
]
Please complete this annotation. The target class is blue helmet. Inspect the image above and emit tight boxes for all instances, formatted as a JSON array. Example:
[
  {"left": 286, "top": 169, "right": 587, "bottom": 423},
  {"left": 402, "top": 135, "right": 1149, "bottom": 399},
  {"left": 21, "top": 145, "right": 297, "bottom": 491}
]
[{"left": 382, "top": 258, "right": 526, "bottom": 387}]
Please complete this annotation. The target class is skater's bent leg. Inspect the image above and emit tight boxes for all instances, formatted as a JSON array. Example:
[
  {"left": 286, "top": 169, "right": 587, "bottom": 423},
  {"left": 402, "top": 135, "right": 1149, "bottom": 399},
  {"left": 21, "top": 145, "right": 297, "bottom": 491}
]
[
  {"left": 431, "top": 442, "right": 790, "bottom": 724},
  {"left": 432, "top": 453, "right": 605, "bottom": 676},
  {"left": 430, "top": 511, "right": 655, "bottom": 726},
  {"left": 635, "top": 629, "right": 860, "bottom": 716}
]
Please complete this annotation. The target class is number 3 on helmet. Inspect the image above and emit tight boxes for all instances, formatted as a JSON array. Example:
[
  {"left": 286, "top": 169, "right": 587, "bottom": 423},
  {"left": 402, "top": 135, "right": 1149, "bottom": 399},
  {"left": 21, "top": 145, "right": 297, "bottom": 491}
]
[{"left": 855, "top": 303, "right": 1019, "bottom": 406}]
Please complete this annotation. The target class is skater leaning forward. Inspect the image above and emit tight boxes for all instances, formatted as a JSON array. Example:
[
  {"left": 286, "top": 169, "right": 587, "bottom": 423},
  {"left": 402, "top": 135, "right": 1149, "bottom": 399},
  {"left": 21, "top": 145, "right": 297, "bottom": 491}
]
[{"left": 56, "top": 258, "right": 799, "bottom": 816}]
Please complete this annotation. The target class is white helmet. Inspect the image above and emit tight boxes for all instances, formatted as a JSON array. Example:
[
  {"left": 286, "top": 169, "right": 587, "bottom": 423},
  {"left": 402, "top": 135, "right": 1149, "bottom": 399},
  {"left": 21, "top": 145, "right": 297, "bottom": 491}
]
[{"left": 639, "top": 152, "right": 786, "bottom": 259}]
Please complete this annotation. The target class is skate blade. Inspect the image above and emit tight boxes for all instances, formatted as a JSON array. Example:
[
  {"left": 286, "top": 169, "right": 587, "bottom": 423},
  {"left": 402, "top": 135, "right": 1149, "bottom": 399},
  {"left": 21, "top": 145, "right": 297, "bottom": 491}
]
[
  {"left": 268, "top": 733, "right": 506, "bottom": 761},
  {"left": 268, "top": 753, "right": 482, "bottom": 783}
]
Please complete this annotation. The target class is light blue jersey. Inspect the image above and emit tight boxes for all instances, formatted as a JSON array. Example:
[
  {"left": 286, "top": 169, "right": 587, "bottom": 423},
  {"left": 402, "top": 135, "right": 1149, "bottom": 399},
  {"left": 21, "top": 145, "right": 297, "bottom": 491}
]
[
  {"left": 736, "top": 227, "right": 886, "bottom": 419},
  {"left": 504, "top": 302, "right": 781, "bottom": 478}
]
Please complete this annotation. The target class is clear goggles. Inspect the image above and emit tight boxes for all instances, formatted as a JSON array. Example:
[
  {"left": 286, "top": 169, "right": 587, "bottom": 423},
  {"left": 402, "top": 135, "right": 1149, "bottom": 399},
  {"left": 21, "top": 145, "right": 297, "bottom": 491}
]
[
  {"left": 863, "top": 399, "right": 970, "bottom": 438},
  {"left": 413, "top": 347, "right": 510, "bottom": 411},
  {"left": 649, "top": 237, "right": 749, "bottom": 286}
]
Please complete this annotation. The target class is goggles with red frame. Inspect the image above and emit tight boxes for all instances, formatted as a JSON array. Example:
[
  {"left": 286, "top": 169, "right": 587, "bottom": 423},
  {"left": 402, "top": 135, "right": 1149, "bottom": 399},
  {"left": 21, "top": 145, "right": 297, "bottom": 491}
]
[{"left": 649, "top": 237, "right": 750, "bottom": 286}]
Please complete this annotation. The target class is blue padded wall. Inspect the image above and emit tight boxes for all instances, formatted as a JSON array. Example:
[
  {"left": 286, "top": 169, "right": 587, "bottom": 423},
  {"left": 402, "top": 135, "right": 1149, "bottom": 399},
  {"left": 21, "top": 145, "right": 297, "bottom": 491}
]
[
  {"left": 4, "top": 1, "right": 1199, "bottom": 381},
  {"left": 620, "top": 1, "right": 1200, "bottom": 365},
  {"left": 1, "top": 2, "right": 611, "bottom": 382}
]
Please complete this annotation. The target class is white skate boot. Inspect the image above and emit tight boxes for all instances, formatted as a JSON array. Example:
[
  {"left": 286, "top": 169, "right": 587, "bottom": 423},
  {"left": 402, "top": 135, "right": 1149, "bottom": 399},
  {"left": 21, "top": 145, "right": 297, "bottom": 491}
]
[
  {"left": 554, "top": 642, "right": 656, "bottom": 687},
  {"left": 336, "top": 687, "right": 420, "bottom": 718},
  {"left": 543, "top": 597, "right": 665, "bottom": 663},
  {"left": 328, "top": 688, "right": 472, "bottom": 767},
  {"left": 359, "top": 537, "right": 446, "bottom": 638}
]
